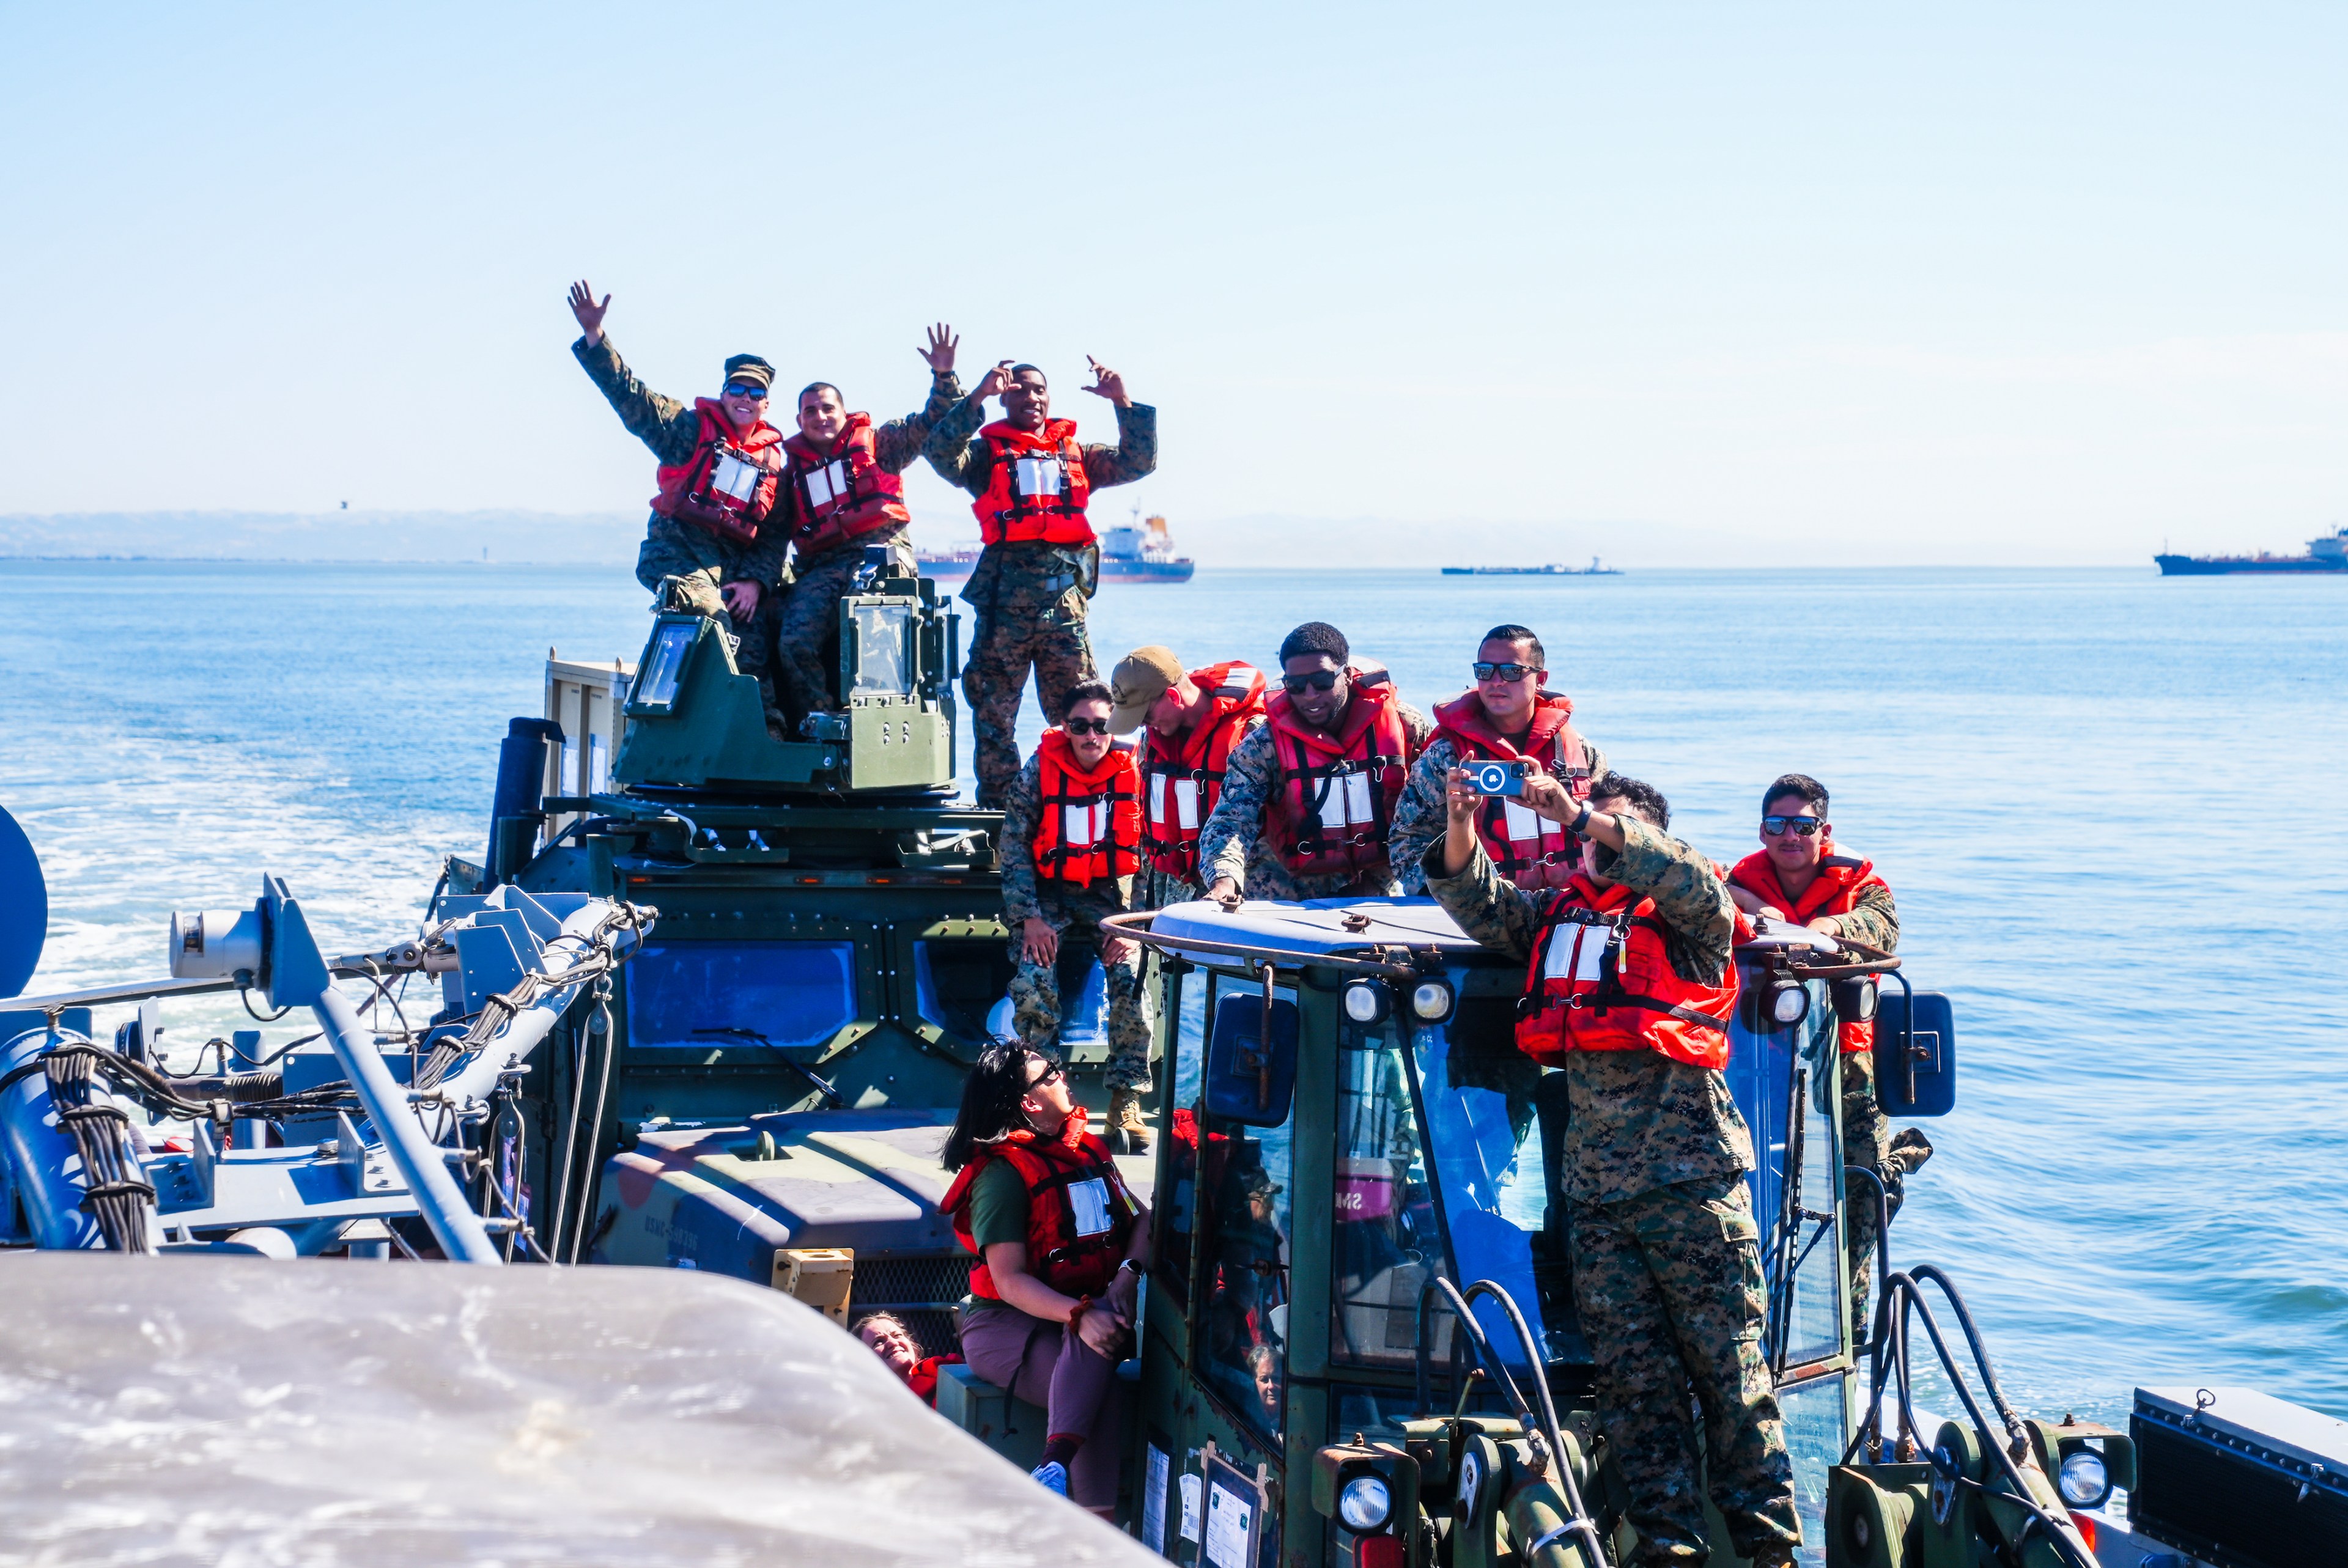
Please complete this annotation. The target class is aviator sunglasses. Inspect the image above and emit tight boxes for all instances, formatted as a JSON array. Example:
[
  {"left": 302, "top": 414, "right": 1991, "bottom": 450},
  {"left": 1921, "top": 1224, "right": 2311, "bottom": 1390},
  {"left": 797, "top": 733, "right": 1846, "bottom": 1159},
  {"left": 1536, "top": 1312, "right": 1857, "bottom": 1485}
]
[
  {"left": 1472, "top": 661, "right": 1539, "bottom": 682},
  {"left": 1280, "top": 669, "right": 1341, "bottom": 695},
  {"left": 1760, "top": 815, "right": 1824, "bottom": 837},
  {"left": 1063, "top": 716, "right": 1112, "bottom": 735}
]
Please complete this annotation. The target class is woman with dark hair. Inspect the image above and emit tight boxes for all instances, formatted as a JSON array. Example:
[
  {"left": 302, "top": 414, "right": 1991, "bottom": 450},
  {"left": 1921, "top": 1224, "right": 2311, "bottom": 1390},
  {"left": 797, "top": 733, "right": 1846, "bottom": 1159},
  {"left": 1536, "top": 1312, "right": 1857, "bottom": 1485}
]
[{"left": 940, "top": 1041, "right": 1150, "bottom": 1515}]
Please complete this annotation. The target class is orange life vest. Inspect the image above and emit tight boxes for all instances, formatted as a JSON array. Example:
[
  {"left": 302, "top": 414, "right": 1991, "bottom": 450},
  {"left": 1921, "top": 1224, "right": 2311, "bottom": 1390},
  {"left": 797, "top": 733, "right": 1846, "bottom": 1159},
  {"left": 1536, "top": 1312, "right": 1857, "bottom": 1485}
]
[
  {"left": 1727, "top": 847, "right": 1888, "bottom": 1054},
  {"left": 1031, "top": 729, "right": 1141, "bottom": 887},
  {"left": 1515, "top": 874, "right": 1740, "bottom": 1070},
  {"left": 782, "top": 413, "right": 910, "bottom": 558},
  {"left": 1139, "top": 661, "right": 1267, "bottom": 880},
  {"left": 651, "top": 402, "right": 786, "bottom": 547},
  {"left": 972, "top": 418, "right": 1093, "bottom": 547},
  {"left": 1431, "top": 691, "right": 1594, "bottom": 891},
  {"left": 941, "top": 1110, "right": 1140, "bottom": 1301},
  {"left": 1263, "top": 672, "right": 1414, "bottom": 879}
]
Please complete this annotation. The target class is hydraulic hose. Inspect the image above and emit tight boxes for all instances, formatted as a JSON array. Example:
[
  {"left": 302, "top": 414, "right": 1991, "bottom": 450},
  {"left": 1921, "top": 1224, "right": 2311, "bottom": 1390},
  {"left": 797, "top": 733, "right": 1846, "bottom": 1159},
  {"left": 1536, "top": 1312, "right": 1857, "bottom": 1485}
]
[
  {"left": 1844, "top": 1267, "right": 2097, "bottom": 1568},
  {"left": 1416, "top": 1277, "right": 1614, "bottom": 1568}
]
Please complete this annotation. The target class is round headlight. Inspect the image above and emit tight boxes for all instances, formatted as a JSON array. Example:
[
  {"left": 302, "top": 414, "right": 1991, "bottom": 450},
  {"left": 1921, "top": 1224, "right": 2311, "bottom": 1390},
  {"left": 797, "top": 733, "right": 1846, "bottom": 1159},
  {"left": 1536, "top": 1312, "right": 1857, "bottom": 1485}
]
[
  {"left": 1337, "top": 1474, "right": 1392, "bottom": 1533},
  {"left": 1770, "top": 981, "right": 1810, "bottom": 1025},
  {"left": 2057, "top": 1449, "right": 2110, "bottom": 1508},
  {"left": 1343, "top": 980, "right": 1388, "bottom": 1025},
  {"left": 1409, "top": 979, "right": 1454, "bottom": 1021}
]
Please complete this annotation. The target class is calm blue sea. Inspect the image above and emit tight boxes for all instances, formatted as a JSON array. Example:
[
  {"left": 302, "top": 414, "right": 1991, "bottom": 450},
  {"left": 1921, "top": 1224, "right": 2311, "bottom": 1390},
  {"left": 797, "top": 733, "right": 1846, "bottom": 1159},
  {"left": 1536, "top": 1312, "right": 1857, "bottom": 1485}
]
[{"left": 1, "top": 559, "right": 2342, "bottom": 1426}]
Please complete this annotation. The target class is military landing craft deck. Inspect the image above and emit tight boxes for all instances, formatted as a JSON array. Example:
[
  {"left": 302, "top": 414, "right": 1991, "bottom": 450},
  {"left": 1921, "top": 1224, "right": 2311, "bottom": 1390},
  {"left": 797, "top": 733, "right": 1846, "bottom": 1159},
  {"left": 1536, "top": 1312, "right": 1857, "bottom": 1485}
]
[{"left": 2, "top": 554, "right": 2339, "bottom": 1568}]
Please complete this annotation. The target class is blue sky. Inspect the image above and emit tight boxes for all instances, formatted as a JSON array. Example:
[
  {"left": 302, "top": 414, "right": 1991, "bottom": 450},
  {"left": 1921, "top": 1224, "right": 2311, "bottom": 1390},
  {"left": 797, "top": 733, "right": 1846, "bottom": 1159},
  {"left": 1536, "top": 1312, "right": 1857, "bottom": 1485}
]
[{"left": 3, "top": 3, "right": 2343, "bottom": 564}]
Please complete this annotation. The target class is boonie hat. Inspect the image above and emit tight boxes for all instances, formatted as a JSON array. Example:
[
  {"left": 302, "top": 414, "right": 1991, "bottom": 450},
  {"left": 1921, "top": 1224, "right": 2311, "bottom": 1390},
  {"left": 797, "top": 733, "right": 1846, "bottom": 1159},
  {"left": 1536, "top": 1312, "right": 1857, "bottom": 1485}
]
[
  {"left": 1109, "top": 645, "right": 1185, "bottom": 734},
  {"left": 722, "top": 353, "right": 775, "bottom": 392}
]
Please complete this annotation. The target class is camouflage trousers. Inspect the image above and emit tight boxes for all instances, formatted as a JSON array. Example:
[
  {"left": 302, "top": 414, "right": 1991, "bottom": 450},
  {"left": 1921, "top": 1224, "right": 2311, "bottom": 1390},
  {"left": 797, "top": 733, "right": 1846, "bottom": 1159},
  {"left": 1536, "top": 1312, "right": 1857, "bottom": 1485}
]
[
  {"left": 636, "top": 516, "right": 785, "bottom": 724},
  {"left": 1842, "top": 1050, "right": 1892, "bottom": 1344},
  {"left": 775, "top": 529, "right": 911, "bottom": 723},
  {"left": 1006, "top": 912, "right": 1152, "bottom": 1093},
  {"left": 1572, "top": 1178, "right": 1800, "bottom": 1566},
  {"left": 961, "top": 543, "right": 1096, "bottom": 808}
]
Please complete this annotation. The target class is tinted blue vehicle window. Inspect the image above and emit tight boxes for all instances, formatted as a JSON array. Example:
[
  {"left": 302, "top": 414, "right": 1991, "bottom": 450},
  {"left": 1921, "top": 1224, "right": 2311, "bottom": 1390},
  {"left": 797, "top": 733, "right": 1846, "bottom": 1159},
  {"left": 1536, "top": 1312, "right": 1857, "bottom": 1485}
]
[{"left": 624, "top": 940, "right": 857, "bottom": 1050}]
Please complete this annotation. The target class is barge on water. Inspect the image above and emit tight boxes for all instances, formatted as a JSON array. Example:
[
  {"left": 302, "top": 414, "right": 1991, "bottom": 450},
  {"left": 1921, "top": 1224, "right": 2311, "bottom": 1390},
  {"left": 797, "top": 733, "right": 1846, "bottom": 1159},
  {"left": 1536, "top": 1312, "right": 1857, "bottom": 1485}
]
[{"left": 1442, "top": 557, "right": 1621, "bottom": 576}]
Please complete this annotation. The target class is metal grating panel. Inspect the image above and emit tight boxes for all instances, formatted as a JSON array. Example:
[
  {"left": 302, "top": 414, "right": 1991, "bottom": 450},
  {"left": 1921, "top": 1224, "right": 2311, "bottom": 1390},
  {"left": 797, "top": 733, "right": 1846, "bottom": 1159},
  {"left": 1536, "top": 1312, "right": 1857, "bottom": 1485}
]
[
  {"left": 2130, "top": 1411, "right": 2348, "bottom": 1568},
  {"left": 846, "top": 1253, "right": 971, "bottom": 1360}
]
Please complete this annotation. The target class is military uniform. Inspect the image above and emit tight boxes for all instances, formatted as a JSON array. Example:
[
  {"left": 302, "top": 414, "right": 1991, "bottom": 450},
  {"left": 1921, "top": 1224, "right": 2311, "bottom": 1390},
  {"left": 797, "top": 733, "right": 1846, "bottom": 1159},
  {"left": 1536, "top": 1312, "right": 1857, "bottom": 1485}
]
[
  {"left": 574, "top": 335, "right": 790, "bottom": 721},
  {"left": 1388, "top": 732, "right": 1614, "bottom": 894},
  {"left": 995, "top": 751, "right": 1153, "bottom": 1092},
  {"left": 775, "top": 370, "right": 963, "bottom": 717},
  {"left": 1194, "top": 704, "right": 1434, "bottom": 901},
  {"left": 1423, "top": 823, "right": 1800, "bottom": 1567},
  {"left": 922, "top": 399, "right": 1158, "bottom": 807}
]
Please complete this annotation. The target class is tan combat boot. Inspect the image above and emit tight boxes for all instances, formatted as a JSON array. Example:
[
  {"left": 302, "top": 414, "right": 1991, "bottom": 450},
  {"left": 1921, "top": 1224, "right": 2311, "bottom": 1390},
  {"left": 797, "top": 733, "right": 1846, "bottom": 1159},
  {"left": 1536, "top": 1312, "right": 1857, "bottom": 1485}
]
[{"left": 1107, "top": 1086, "right": 1150, "bottom": 1154}]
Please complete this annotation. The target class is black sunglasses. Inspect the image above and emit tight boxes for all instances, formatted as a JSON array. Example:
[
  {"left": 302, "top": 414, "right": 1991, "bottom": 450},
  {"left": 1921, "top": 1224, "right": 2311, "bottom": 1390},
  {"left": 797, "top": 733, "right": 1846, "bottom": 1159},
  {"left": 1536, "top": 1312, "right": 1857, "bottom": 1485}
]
[
  {"left": 723, "top": 382, "right": 770, "bottom": 399},
  {"left": 1472, "top": 661, "right": 1538, "bottom": 682},
  {"left": 1063, "top": 716, "right": 1110, "bottom": 735},
  {"left": 1280, "top": 669, "right": 1341, "bottom": 695},
  {"left": 1025, "top": 1059, "right": 1065, "bottom": 1091},
  {"left": 1760, "top": 815, "right": 1824, "bottom": 837}
]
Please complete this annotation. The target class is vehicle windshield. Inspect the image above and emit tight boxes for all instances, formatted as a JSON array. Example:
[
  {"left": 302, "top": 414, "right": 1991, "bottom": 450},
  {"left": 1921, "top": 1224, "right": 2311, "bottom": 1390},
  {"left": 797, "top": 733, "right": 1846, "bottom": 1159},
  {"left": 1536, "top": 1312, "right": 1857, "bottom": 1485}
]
[{"left": 1334, "top": 971, "right": 1577, "bottom": 1371}]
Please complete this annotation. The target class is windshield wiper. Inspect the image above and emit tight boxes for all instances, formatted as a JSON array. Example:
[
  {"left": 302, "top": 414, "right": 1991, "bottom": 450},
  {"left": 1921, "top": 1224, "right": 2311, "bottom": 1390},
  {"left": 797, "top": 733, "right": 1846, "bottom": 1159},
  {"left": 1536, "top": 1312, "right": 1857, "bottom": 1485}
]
[{"left": 692, "top": 1026, "right": 847, "bottom": 1108}]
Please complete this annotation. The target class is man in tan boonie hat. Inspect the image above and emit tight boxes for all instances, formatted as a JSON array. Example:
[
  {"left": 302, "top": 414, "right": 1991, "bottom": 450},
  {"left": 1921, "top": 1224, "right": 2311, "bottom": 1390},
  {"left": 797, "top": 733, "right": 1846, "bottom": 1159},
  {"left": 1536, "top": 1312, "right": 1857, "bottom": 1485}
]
[
  {"left": 1108, "top": 644, "right": 1185, "bottom": 735},
  {"left": 1112, "top": 644, "right": 1268, "bottom": 919}
]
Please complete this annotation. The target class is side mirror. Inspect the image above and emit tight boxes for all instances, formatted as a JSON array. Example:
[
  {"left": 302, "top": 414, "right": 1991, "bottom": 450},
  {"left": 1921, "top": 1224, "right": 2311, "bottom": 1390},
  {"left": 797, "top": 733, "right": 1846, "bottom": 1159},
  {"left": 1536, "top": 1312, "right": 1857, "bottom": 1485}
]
[
  {"left": 1204, "top": 992, "right": 1298, "bottom": 1127},
  {"left": 1874, "top": 989, "right": 1957, "bottom": 1117}
]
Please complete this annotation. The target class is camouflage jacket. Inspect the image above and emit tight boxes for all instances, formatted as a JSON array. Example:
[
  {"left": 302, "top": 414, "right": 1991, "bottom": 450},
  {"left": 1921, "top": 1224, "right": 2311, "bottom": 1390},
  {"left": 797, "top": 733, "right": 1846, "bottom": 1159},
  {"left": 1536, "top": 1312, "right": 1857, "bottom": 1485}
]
[
  {"left": 785, "top": 369, "right": 964, "bottom": 567},
  {"left": 1420, "top": 819, "right": 1757, "bottom": 1205},
  {"left": 923, "top": 396, "right": 1159, "bottom": 501},
  {"left": 1389, "top": 732, "right": 1612, "bottom": 894},
  {"left": 1195, "top": 701, "right": 1436, "bottom": 901},
  {"left": 995, "top": 749, "right": 1135, "bottom": 929},
  {"left": 573, "top": 334, "right": 790, "bottom": 584}
]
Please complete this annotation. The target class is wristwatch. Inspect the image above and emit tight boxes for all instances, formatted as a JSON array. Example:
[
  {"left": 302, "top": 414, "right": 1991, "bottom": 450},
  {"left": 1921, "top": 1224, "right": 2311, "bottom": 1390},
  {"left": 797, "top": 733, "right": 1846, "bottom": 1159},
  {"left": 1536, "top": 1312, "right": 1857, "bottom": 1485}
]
[{"left": 1569, "top": 804, "right": 1593, "bottom": 836}]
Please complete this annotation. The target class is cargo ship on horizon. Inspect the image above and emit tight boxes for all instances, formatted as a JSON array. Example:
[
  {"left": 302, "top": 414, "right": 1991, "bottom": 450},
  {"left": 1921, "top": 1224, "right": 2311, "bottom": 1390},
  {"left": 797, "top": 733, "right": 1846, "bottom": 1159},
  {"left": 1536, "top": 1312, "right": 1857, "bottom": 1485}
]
[
  {"left": 2155, "top": 525, "right": 2346, "bottom": 575},
  {"left": 914, "top": 510, "right": 1194, "bottom": 584}
]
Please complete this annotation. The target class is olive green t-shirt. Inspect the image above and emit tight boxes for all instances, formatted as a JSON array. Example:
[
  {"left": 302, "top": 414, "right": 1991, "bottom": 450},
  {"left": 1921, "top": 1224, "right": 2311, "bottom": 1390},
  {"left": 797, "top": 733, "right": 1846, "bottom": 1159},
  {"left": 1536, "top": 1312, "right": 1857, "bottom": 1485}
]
[{"left": 959, "top": 1160, "right": 1030, "bottom": 1322}]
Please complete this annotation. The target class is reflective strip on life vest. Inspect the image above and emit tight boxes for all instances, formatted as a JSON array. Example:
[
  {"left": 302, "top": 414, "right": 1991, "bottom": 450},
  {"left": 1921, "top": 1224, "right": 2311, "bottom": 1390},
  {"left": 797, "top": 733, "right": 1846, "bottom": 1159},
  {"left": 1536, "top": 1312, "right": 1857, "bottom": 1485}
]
[
  {"left": 1149, "top": 773, "right": 1202, "bottom": 831},
  {"left": 1014, "top": 457, "right": 1066, "bottom": 496},
  {"left": 802, "top": 459, "right": 851, "bottom": 509},
  {"left": 710, "top": 449, "right": 764, "bottom": 504}
]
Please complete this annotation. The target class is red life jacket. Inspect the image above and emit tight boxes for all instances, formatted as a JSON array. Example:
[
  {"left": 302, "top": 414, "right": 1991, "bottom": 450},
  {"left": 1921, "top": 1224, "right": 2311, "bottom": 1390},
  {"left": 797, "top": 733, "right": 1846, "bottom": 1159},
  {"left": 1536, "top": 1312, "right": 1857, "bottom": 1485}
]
[
  {"left": 1727, "top": 846, "right": 1888, "bottom": 1054},
  {"left": 1139, "top": 661, "right": 1267, "bottom": 880},
  {"left": 1431, "top": 691, "right": 1594, "bottom": 890},
  {"left": 651, "top": 402, "right": 786, "bottom": 547},
  {"left": 906, "top": 1353, "right": 961, "bottom": 1406},
  {"left": 1263, "top": 671, "right": 1414, "bottom": 879},
  {"left": 941, "top": 1110, "right": 1140, "bottom": 1301},
  {"left": 1031, "top": 729, "right": 1142, "bottom": 887},
  {"left": 1514, "top": 874, "right": 1739, "bottom": 1071},
  {"left": 972, "top": 418, "right": 1093, "bottom": 547},
  {"left": 781, "top": 413, "right": 910, "bottom": 559}
]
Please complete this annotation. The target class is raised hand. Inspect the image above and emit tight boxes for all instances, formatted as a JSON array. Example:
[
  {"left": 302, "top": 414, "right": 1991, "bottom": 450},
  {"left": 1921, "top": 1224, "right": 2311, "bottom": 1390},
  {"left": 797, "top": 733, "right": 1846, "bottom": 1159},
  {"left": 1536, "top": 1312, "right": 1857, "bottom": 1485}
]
[
  {"left": 918, "top": 323, "right": 959, "bottom": 374},
  {"left": 971, "top": 359, "right": 1016, "bottom": 403},
  {"left": 1082, "top": 355, "right": 1131, "bottom": 407},
  {"left": 567, "top": 280, "right": 611, "bottom": 347}
]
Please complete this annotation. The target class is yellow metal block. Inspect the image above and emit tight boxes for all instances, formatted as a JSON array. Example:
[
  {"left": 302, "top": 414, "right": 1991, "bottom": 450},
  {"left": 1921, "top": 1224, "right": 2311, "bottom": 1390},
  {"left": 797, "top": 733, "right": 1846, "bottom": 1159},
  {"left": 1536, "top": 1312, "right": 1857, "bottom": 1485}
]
[{"left": 772, "top": 1247, "right": 855, "bottom": 1323}]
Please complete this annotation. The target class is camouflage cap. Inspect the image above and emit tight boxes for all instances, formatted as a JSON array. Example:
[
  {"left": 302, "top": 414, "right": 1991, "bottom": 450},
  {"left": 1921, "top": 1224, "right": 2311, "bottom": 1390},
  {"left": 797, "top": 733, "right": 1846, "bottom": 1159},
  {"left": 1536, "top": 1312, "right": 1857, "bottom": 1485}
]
[
  {"left": 722, "top": 353, "right": 775, "bottom": 392},
  {"left": 1109, "top": 645, "right": 1185, "bottom": 734}
]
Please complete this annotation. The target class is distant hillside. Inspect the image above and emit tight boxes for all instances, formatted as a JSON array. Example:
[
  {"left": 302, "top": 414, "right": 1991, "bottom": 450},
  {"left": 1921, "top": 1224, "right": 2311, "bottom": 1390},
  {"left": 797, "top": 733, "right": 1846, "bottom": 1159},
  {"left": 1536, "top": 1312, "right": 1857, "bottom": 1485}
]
[{"left": 0, "top": 510, "right": 643, "bottom": 564}]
